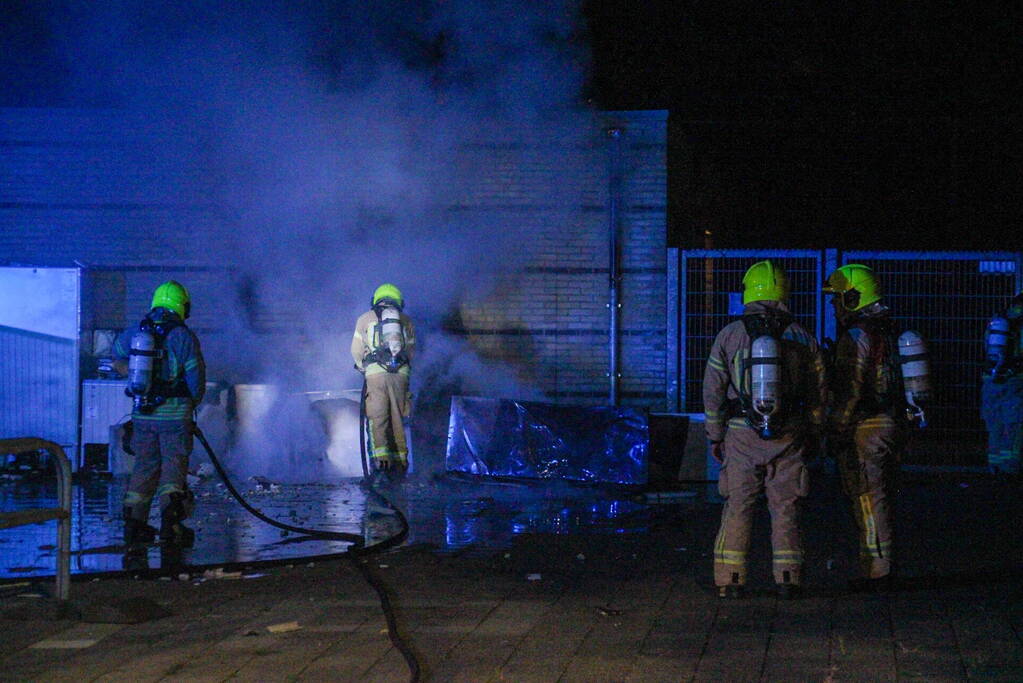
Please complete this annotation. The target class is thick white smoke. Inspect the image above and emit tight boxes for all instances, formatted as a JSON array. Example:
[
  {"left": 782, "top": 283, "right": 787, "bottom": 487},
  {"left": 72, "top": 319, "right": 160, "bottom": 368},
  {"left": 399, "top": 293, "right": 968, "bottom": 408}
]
[{"left": 44, "top": 1, "right": 594, "bottom": 478}]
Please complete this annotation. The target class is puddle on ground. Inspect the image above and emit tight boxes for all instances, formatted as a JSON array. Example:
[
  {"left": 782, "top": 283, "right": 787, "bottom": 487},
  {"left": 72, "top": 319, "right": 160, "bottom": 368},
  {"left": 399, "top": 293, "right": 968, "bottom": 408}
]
[{"left": 1, "top": 472, "right": 680, "bottom": 579}]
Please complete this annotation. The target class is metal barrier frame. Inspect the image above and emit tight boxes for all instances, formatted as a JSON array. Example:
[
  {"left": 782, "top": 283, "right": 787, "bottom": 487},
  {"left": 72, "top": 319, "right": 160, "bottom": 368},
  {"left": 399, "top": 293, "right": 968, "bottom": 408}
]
[
  {"left": 668, "top": 248, "right": 1023, "bottom": 464},
  {"left": 0, "top": 438, "right": 72, "bottom": 602},
  {"left": 669, "top": 248, "right": 822, "bottom": 412}
]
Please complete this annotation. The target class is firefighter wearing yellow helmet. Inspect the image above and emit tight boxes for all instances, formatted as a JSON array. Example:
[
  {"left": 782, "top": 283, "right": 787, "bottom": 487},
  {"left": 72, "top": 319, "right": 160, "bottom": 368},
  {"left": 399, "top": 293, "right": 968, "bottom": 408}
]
[
  {"left": 824, "top": 264, "right": 905, "bottom": 590},
  {"left": 351, "top": 283, "right": 416, "bottom": 474},
  {"left": 703, "top": 260, "right": 826, "bottom": 599},
  {"left": 113, "top": 280, "right": 205, "bottom": 551}
]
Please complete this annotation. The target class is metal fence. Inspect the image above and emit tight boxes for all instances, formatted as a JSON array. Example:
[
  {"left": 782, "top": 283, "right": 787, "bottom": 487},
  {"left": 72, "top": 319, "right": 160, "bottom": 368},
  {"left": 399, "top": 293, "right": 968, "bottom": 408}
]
[
  {"left": 669, "top": 249, "right": 822, "bottom": 417},
  {"left": 668, "top": 249, "right": 1023, "bottom": 466},
  {"left": 838, "top": 251, "right": 1022, "bottom": 464}
]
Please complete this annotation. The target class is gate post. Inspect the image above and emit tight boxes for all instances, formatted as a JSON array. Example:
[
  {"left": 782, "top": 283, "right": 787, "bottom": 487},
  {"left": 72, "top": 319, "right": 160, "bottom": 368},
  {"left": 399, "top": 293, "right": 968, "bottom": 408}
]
[{"left": 823, "top": 248, "right": 839, "bottom": 342}]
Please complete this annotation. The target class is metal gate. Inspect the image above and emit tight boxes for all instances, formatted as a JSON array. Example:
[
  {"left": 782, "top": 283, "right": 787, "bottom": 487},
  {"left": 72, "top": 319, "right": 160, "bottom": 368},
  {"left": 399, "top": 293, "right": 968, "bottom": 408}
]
[
  {"left": 669, "top": 249, "right": 823, "bottom": 414},
  {"left": 669, "top": 249, "right": 1023, "bottom": 466},
  {"left": 838, "top": 251, "right": 1022, "bottom": 465}
]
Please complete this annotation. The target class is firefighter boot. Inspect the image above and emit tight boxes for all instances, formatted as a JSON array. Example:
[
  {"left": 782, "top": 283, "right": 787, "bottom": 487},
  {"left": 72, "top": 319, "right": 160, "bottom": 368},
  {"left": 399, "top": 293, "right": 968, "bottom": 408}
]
[
  {"left": 718, "top": 572, "right": 747, "bottom": 599},
  {"left": 160, "top": 492, "right": 195, "bottom": 548},
  {"left": 777, "top": 570, "right": 802, "bottom": 600},
  {"left": 123, "top": 506, "right": 157, "bottom": 546},
  {"left": 776, "top": 583, "right": 803, "bottom": 600},
  {"left": 122, "top": 546, "right": 150, "bottom": 576}
]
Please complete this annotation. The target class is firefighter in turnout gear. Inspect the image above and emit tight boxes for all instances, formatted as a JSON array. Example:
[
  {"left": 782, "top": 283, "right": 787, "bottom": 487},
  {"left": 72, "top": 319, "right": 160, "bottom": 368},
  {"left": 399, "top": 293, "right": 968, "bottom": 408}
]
[
  {"left": 981, "top": 293, "right": 1023, "bottom": 475},
  {"left": 352, "top": 283, "right": 416, "bottom": 473},
  {"left": 113, "top": 281, "right": 205, "bottom": 549},
  {"left": 824, "top": 264, "right": 907, "bottom": 589},
  {"left": 704, "top": 261, "right": 826, "bottom": 599}
]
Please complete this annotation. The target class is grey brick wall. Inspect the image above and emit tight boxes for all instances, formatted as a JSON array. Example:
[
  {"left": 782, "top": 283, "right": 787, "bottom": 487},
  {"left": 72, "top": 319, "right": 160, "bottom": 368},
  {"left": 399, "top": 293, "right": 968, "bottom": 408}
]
[
  {"left": 454, "top": 111, "right": 668, "bottom": 408},
  {"left": 1, "top": 107, "right": 668, "bottom": 408}
]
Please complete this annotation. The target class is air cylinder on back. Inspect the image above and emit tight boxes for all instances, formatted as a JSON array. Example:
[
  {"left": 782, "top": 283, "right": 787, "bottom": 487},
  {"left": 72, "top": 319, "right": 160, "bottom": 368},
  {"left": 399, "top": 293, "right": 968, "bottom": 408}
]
[
  {"left": 898, "top": 330, "right": 930, "bottom": 425},
  {"left": 750, "top": 335, "right": 780, "bottom": 439},
  {"left": 986, "top": 316, "right": 1011, "bottom": 379},
  {"left": 380, "top": 306, "right": 404, "bottom": 357},
  {"left": 127, "top": 329, "right": 157, "bottom": 408}
]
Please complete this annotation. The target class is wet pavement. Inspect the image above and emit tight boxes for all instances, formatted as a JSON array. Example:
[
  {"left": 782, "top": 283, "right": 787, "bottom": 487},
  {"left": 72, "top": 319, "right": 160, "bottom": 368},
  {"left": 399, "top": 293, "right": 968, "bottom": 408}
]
[
  {"left": 1, "top": 471, "right": 652, "bottom": 579},
  {"left": 2, "top": 466, "right": 1023, "bottom": 681}
]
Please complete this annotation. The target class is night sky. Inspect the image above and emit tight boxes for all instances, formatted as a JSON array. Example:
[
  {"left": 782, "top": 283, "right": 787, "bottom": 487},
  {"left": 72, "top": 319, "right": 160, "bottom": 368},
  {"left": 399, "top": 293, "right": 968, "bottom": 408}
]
[
  {"left": 2, "top": 1, "right": 1017, "bottom": 251},
  {"left": 584, "top": 1, "right": 1018, "bottom": 251}
]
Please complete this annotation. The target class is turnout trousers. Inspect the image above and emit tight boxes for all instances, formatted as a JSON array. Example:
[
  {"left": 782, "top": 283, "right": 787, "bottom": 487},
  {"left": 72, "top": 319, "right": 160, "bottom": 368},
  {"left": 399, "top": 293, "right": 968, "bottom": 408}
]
[
  {"left": 835, "top": 414, "right": 903, "bottom": 579},
  {"left": 981, "top": 376, "right": 1023, "bottom": 475},
  {"left": 714, "top": 421, "right": 810, "bottom": 587},
  {"left": 365, "top": 371, "right": 411, "bottom": 467},
  {"left": 124, "top": 419, "right": 193, "bottom": 522}
]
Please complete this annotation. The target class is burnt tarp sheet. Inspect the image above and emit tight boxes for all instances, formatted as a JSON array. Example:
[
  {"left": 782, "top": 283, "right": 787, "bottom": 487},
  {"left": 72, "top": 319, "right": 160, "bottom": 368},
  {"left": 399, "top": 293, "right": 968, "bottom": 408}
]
[{"left": 445, "top": 396, "right": 648, "bottom": 485}]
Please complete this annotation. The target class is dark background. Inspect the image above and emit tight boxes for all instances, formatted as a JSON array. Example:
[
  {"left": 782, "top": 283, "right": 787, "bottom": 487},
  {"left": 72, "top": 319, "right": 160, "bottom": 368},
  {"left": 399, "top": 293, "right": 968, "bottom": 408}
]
[
  {"left": 3, "top": 1, "right": 1018, "bottom": 251},
  {"left": 584, "top": 1, "right": 1019, "bottom": 250}
]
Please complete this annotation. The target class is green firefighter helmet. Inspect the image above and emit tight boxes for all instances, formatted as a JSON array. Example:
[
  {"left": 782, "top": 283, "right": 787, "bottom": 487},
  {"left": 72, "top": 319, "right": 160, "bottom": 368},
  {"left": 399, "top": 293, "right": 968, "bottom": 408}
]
[
  {"left": 151, "top": 280, "right": 191, "bottom": 319},
  {"left": 742, "top": 260, "right": 789, "bottom": 305},
  {"left": 823, "top": 264, "right": 882, "bottom": 311},
  {"left": 372, "top": 283, "right": 404, "bottom": 309}
]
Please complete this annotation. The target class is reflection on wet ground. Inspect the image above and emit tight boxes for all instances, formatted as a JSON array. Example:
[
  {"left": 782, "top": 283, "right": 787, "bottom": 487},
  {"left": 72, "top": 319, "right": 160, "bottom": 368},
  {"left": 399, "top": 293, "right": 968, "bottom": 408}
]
[{"left": 1, "top": 473, "right": 664, "bottom": 579}]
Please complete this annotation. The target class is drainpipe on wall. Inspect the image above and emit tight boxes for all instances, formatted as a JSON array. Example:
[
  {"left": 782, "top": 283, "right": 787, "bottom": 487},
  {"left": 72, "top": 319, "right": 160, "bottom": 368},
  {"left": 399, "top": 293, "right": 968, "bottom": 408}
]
[{"left": 607, "top": 126, "right": 623, "bottom": 406}]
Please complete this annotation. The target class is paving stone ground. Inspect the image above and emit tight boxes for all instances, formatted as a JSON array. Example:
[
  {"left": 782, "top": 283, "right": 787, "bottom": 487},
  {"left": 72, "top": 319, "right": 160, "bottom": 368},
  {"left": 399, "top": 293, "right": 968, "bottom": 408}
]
[{"left": 2, "top": 469, "right": 1022, "bottom": 682}]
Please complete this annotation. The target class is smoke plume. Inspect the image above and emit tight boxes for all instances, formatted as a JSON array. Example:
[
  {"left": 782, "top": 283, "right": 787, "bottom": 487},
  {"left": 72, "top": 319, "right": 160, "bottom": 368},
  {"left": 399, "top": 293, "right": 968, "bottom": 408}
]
[{"left": 31, "top": 1, "right": 595, "bottom": 477}]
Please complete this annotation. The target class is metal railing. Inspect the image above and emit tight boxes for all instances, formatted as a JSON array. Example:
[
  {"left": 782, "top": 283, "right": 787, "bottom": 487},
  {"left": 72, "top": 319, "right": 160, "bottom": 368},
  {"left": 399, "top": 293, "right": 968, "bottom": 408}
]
[{"left": 0, "top": 438, "right": 72, "bottom": 602}]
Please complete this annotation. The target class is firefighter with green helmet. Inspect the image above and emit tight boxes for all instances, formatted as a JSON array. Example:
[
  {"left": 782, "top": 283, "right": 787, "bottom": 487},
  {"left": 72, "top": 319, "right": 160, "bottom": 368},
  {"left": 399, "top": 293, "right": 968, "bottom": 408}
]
[
  {"left": 824, "top": 264, "right": 908, "bottom": 590},
  {"left": 113, "top": 280, "right": 205, "bottom": 550},
  {"left": 703, "top": 260, "right": 826, "bottom": 599},
  {"left": 351, "top": 283, "right": 416, "bottom": 474}
]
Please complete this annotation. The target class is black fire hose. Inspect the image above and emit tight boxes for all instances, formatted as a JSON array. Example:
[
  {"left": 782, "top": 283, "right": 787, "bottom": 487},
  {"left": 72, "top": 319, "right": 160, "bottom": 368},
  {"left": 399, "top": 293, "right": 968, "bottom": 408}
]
[{"left": 193, "top": 422, "right": 421, "bottom": 682}]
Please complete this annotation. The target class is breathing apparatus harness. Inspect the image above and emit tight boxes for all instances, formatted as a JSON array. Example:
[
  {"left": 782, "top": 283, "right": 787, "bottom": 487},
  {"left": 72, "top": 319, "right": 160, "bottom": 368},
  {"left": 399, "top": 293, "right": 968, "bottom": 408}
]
[
  {"left": 365, "top": 302, "right": 409, "bottom": 374},
  {"left": 734, "top": 311, "right": 793, "bottom": 440},
  {"left": 125, "top": 312, "right": 192, "bottom": 414}
]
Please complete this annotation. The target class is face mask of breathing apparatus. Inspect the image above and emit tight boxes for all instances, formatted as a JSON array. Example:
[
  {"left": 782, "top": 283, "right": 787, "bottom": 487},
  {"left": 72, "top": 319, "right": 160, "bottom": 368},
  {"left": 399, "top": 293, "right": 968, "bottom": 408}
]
[
  {"left": 897, "top": 330, "right": 931, "bottom": 426},
  {"left": 749, "top": 334, "right": 781, "bottom": 439}
]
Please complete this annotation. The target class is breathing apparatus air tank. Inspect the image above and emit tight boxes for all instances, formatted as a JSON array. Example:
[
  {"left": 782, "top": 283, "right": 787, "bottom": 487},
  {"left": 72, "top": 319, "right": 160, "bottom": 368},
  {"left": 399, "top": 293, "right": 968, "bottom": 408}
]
[
  {"left": 986, "top": 315, "right": 1012, "bottom": 381},
  {"left": 378, "top": 306, "right": 405, "bottom": 373},
  {"left": 897, "top": 330, "right": 931, "bottom": 426},
  {"left": 127, "top": 328, "right": 160, "bottom": 413},
  {"left": 749, "top": 335, "right": 781, "bottom": 439}
]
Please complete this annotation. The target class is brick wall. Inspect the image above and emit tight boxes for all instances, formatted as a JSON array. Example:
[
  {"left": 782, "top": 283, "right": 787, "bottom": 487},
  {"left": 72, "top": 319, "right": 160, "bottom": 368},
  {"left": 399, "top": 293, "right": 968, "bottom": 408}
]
[
  {"left": 453, "top": 111, "right": 668, "bottom": 408},
  {"left": 1, "top": 107, "right": 668, "bottom": 409}
]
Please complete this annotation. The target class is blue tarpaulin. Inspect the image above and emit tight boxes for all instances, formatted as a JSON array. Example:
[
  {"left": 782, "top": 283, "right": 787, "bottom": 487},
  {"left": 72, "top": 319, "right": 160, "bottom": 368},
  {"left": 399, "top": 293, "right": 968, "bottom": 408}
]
[{"left": 445, "top": 396, "right": 648, "bottom": 485}]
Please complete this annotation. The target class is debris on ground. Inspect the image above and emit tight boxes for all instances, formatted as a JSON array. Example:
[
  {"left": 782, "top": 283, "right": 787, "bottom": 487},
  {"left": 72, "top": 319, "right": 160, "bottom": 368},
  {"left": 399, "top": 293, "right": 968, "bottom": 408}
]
[
  {"left": 250, "top": 476, "right": 281, "bottom": 493},
  {"left": 202, "top": 568, "right": 243, "bottom": 580},
  {"left": 267, "top": 621, "right": 301, "bottom": 634}
]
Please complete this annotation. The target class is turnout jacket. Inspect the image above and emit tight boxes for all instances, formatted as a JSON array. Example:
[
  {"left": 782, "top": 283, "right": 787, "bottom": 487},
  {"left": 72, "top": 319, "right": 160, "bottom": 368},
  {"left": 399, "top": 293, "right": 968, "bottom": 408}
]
[
  {"left": 703, "top": 301, "right": 826, "bottom": 442},
  {"left": 828, "top": 311, "right": 900, "bottom": 433}
]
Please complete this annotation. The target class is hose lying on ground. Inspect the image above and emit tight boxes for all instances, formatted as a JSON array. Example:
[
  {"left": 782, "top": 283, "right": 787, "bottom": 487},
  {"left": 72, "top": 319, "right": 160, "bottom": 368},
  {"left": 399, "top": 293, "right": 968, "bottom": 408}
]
[{"left": 193, "top": 421, "right": 421, "bottom": 682}]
